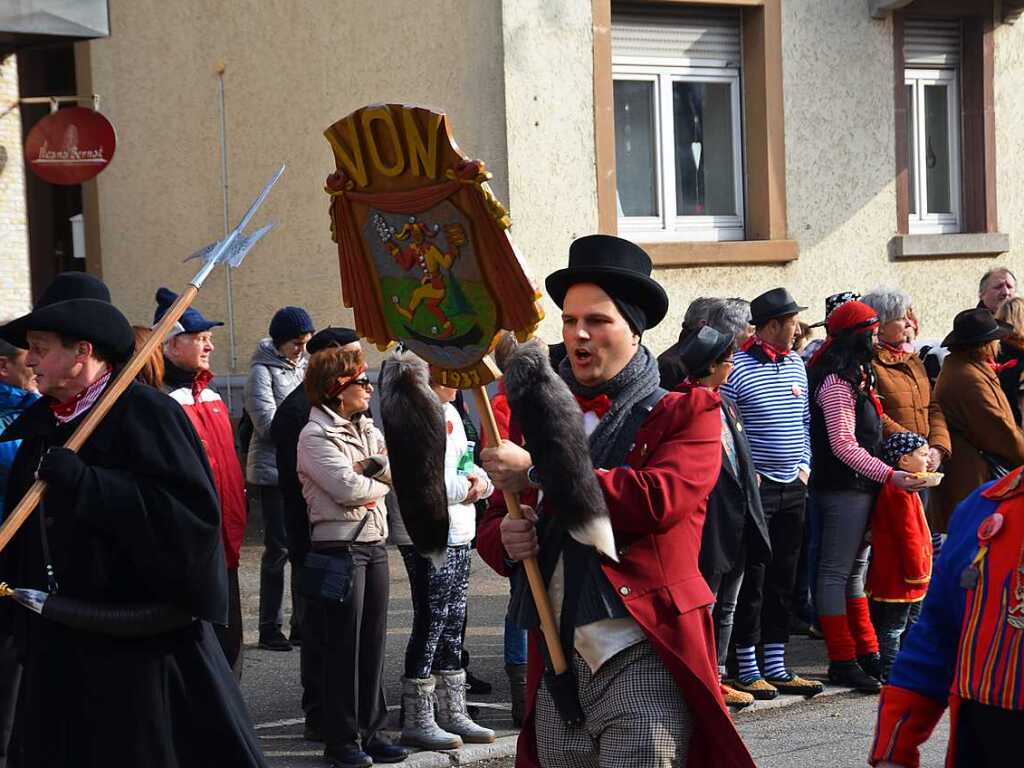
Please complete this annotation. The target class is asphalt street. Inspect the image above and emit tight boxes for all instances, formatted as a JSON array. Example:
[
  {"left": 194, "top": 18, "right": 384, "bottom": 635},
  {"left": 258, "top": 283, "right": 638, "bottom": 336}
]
[{"left": 236, "top": 545, "right": 950, "bottom": 768}]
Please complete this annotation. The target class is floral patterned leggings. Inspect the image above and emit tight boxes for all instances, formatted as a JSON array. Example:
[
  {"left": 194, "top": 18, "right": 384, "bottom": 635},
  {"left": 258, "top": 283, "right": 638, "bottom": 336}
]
[{"left": 399, "top": 544, "right": 472, "bottom": 680}]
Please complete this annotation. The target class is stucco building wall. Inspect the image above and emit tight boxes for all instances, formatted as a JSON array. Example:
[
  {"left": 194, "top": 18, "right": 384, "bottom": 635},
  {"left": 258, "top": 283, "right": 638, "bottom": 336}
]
[
  {"left": 0, "top": 55, "right": 32, "bottom": 321},
  {"left": 500, "top": 0, "right": 600, "bottom": 339},
  {"left": 503, "top": 0, "right": 1022, "bottom": 353},
  {"left": 85, "top": 1, "right": 1022, "bottom": 363},
  {"left": 994, "top": 13, "right": 1024, "bottom": 294},
  {"left": 87, "top": 0, "right": 508, "bottom": 373}
]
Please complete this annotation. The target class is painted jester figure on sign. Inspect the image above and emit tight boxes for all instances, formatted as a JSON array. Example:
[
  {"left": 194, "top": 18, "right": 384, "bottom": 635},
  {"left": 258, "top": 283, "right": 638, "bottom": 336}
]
[{"left": 324, "top": 103, "right": 542, "bottom": 385}]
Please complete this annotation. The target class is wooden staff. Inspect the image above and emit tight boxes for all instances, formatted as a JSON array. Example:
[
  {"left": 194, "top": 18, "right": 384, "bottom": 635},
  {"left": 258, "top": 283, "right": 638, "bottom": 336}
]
[{"left": 472, "top": 385, "right": 568, "bottom": 675}]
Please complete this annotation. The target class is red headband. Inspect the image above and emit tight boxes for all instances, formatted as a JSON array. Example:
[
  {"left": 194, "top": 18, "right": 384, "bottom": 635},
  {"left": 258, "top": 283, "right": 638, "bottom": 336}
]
[{"left": 327, "top": 363, "right": 368, "bottom": 400}]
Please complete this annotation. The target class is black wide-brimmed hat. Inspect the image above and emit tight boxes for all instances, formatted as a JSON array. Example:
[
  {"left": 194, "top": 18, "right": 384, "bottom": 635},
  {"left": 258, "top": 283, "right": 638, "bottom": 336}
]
[
  {"left": 679, "top": 325, "right": 735, "bottom": 376},
  {"left": 0, "top": 275, "right": 133, "bottom": 363},
  {"left": 749, "top": 287, "right": 807, "bottom": 326},
  {"left": 545, "top": 235, "right": 669, "bottom": 331},
  {"left": 37, "top": 272, "right": 111, "bottom": 306},
  {"left": 942, "top": 308, "right": 1013, "bottom": 348}
]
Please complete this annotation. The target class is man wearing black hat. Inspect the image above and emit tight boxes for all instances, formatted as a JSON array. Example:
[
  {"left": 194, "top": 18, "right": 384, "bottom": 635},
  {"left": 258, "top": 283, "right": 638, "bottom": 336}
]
[
  {"left": 0, "top": 276, "right": 267, "bottom": 767},
  {"left": 720, "top": 287, "right": 822, "bottom": 698},
  {"left": 270, "top": 327, "right": 361, "bottom": 742},
  {"left": 478, "top": 235, "right": 753, "bottom": 768},
  {"left": 155, "top": 287, "right": 248, "bottom": 678}
]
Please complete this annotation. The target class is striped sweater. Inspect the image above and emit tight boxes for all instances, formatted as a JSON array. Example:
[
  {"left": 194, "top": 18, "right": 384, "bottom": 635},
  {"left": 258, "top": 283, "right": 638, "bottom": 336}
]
[{"left": 720, "top": 347, "right": 811, "bottom": 483}]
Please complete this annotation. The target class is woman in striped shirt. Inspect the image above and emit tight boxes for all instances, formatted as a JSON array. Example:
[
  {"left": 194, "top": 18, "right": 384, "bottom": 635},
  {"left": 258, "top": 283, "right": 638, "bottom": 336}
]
[{"left": 807, "top": 301, "right": 926, "bottom": 693}]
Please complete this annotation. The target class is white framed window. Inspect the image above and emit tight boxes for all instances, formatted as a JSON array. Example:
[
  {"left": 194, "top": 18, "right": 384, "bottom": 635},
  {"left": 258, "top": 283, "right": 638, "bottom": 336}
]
[
  {"left": 612, "top": 9, "right": 744, "bottom": 242},
  {"left": 905, "top": 69, "right": 961, "bottom": 234},
  {"left": 904, "top": 19, "right": 962, "bottom": 235}
]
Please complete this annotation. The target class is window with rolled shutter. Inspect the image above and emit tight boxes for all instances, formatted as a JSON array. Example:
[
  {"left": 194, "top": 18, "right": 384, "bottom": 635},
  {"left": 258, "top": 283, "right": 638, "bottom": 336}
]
[
  {"left": 903, "top": 19, "right": 962, "bottom": 234},
  {"left": 611, "top": 6, "right": 744, "bottom": 242}
]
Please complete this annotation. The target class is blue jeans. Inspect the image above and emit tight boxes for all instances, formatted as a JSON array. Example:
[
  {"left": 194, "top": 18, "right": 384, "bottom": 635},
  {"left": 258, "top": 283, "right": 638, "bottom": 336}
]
[{"left": 869, "top": 599, "right": 914, "bottom": 683}]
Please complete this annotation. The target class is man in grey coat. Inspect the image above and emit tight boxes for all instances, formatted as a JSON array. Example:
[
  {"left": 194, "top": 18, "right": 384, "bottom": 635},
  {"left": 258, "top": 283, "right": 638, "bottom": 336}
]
[{"left": 245, "top": 306, "right": 314, "bottom": 650}]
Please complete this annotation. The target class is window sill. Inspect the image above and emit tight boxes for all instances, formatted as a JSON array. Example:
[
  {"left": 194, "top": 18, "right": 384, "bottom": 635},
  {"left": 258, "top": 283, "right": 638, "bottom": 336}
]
[
  {"left": 640, "top": 239, "right": 799, "bottom": 267},
  {"left": 889, "top": 232, "right": 1010, "bottom": 260}
]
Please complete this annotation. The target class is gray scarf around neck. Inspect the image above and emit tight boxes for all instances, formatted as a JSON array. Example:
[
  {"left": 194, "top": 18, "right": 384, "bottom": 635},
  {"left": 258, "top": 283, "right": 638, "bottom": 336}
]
[{"left": 558, "top": 345, "right": 661, "bottom": 468}]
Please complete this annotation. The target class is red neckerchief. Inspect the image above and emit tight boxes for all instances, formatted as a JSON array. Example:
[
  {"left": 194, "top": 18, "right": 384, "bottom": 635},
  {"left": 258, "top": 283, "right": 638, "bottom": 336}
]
[
  {"left": 740, "top": 335, "right": 788, "bottom": 363},
  {"left": 991, "top": 359, "right": 1019, "bottom": 375},
  {"left": 575, "top": 393, "right": 612, "bottom": 419},
  {"left": 192, "top": 368, "right": 214, "bottom": 399},
  {"left": 49, "top": 367, "right": 112, "bottom": 424},
  {"left": 878, "top": 341, "right": 908, "bottom": 362}
]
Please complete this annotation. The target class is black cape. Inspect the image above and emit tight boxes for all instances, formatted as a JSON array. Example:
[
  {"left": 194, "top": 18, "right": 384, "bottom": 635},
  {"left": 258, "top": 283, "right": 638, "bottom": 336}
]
[{"left": 0, "top": 382, "right": 267, "bottom": 768}]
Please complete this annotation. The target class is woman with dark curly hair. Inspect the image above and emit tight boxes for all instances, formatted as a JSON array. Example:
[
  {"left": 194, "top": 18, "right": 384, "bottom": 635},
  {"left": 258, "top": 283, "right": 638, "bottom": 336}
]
[{"left": 807, "top": 301, "right": 925, "bottom": 693}]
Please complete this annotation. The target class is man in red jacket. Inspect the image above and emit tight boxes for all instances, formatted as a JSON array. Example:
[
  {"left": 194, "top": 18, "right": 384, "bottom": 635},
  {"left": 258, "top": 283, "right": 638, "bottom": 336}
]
[
  {"left": 479, "top": 235, "right": 754, "bottom": 768},
  {"left": 156, "top": 287, "right": 248, "bottom": 677}
]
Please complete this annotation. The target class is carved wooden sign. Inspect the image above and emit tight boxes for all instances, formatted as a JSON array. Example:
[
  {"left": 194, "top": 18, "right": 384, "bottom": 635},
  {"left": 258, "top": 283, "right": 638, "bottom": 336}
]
[{"left": 324, "top": 104, "right": 543, "bottom": 387}]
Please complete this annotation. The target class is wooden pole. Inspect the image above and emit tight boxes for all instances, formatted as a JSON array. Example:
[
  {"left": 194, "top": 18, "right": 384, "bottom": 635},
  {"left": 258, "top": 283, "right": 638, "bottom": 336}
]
[
  {"left": 0, "top": 286, "right": 200, "bottom": 554},
  {"left": 472, "top": 385, "right": 568, "bottom": 675}
]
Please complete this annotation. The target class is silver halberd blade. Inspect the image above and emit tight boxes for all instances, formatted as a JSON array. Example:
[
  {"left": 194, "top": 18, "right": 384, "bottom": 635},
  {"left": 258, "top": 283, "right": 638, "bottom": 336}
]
[{"left": 186, "top": 164, "right": 285, "bottom": 287}]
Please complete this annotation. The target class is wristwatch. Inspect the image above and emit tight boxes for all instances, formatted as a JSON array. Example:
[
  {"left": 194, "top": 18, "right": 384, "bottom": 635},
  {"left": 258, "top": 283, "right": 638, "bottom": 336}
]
[{"left": 526, "top": 465, "right": 542, "bottom": 489}]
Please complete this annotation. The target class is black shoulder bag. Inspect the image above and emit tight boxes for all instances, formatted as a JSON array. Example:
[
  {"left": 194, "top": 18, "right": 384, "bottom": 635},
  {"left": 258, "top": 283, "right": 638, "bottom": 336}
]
[{"left": 298, "top": 514, "right": 371, "bottom": 605}]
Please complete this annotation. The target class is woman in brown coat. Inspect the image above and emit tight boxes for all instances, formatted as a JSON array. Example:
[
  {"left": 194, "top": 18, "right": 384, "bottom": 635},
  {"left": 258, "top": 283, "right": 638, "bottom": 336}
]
[
  {"left": 862, "top": 289, "right": 951, "bottom": 470},
  {"left": 932, "top": 309, "right": 1024, "bottom": 532}
]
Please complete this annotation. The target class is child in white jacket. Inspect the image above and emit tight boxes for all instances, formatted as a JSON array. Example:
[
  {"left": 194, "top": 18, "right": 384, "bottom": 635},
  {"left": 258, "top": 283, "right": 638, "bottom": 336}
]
[{"left": 398, "top": 383, "right": 496, "bottom": 750}]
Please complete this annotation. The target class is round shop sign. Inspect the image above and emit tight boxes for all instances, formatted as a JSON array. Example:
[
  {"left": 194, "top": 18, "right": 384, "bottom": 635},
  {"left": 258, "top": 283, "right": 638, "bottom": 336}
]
[{"left": 24, "top": 107, "right": 116, "bottom": 185}]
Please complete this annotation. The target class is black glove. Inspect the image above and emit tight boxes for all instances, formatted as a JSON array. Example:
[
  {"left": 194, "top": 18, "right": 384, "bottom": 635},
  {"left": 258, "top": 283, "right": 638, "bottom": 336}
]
[{"left": 36, "top": 448, "right": 88, "bottom": 492}]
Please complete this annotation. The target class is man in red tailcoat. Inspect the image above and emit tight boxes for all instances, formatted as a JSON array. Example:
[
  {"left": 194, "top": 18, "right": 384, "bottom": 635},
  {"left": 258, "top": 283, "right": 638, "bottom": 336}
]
[{"left": 479, "top": 235, "right": 754, "bottom": 768}]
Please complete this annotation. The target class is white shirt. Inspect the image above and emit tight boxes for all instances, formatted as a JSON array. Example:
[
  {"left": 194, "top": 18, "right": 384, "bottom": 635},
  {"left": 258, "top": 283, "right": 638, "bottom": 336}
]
[{"left": 546, "top": 403, "right": 644, "bottom": 673}]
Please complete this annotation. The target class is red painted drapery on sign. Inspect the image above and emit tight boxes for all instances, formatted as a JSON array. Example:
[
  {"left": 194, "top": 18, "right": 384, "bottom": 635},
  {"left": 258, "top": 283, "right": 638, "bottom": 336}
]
[{"left": 326, "top": 165, "right": 541, "bottom": 348}]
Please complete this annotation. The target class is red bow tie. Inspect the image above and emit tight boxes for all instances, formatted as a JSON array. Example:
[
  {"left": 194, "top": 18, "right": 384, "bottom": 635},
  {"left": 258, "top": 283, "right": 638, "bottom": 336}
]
[{"left": 575, "top": 393, "right": 612, "bottom": 419}]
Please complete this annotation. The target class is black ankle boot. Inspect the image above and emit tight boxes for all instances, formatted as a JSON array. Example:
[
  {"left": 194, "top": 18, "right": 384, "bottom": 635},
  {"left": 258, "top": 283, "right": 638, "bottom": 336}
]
[
  {"left": 828, "top": 660, "right": 881, "bottom": 693},
  {"left": 857, "top": 653, "right": 883, "bottom": 681}
]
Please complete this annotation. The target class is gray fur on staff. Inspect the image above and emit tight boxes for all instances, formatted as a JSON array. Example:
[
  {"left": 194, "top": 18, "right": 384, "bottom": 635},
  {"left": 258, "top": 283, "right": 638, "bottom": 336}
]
[
  {"left": 378, "top": 349, "right": 449, "bottom": 567},
  {"left": 503, "top": 339, "right": 617, "bottom": 561}
]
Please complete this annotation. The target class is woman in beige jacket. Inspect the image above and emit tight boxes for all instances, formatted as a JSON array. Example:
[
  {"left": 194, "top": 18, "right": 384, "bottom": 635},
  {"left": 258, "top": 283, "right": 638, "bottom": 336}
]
[{"left": 297, "top": 347, "right": 408, "bottom": 767}]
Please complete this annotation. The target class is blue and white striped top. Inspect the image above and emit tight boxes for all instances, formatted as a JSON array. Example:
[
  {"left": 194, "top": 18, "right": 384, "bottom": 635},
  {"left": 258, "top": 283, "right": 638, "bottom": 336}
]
[{"left": 720, "top": 348, "right": 811, "bottom": 483}]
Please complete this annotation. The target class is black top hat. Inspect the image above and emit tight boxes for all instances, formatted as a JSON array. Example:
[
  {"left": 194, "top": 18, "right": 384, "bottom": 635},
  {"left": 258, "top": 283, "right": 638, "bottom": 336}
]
[
  {"left": 749, "top": 288, "right": 807, "bottom": 326},
  {"left": 545, "top": 235, "right": 669, "bottom": 330},
  {"left": 942, "top": 308, "right": 1013, "bottom": 348},
  {"left": 679, "top": 326, "right": 735, "bottom": 377}
]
